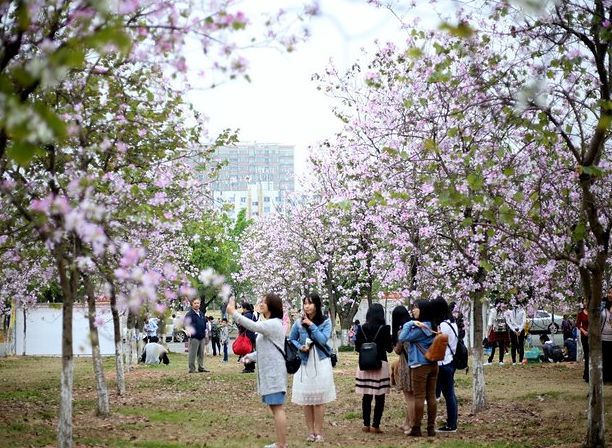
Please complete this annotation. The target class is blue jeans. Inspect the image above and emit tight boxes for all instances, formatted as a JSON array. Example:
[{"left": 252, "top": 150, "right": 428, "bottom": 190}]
[
  {"left": 436, "top": 362, "right": 457, "bottom": 429},
  {"left": 223, "top": 342, "right": 228, "bottom": 362}
]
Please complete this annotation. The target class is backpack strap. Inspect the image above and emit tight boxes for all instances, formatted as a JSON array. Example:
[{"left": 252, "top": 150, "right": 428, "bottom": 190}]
[
  {"left": 442, "top": 321, "right": 457, "bottom": 356},
  {"left": 271, "top": 339, "right": 286, "bottom": 359}
]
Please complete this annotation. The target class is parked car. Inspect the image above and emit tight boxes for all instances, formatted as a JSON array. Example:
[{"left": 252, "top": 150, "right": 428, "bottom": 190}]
[
  {"left": 528, "top": 310, "right": 564, "bottom": 335},
  {"left": 164, "top": 312, "right": 187, "bottom": 342}
]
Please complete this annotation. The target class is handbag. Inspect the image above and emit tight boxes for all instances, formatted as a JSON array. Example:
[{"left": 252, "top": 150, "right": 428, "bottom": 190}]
[
  {"left": 415, "top": 323, "right": 448, "bottom": 362},
  {"left": 232, "top": 333, "right": 253, "bottom": 356},
  {"left": 273, "top": 338, "right": 301, "bottom": 374},
  {"left": 311, "top": 339, "right": 337, "bottom": 368},
  {"left": 358, "top": 326, "right": 383, "bottom": 371}
]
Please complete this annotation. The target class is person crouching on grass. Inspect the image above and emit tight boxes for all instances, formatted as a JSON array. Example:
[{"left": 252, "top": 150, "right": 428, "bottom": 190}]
[{"left": 226, "top": 294, "right": 288, "bottom": 448}]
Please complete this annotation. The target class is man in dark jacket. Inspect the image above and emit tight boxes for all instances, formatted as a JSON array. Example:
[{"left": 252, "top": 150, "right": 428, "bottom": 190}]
[{"left": 185, "top": 298, "right": 209, "bottom": 373}]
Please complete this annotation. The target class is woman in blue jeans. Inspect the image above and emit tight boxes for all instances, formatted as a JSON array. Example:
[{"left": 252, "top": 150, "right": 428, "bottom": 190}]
[{"left": 433, "top": 297, "right": 458, "bottom": 432}]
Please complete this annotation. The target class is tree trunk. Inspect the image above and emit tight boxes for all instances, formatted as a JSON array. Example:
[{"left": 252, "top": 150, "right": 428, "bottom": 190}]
[
  {"left": 471, "top": 283, "right": 486, "bottom": 413},
  {"left": 325, "top": 263, "right": 339, "bottom": 349},
  {"left": 56, "top": 251, "right": 74, "bottom": 448},
  {"left": 579, "top": 173, "right": 607, "bottom": 448},
  {"left": 83, "top": 275, "right": 110, "bottom": 417},
  {"left": 109, "top": 283, "right": 126, "bottom": 395},
  {"left": 22, "top": 308, "right": 26, "bottom": 356},
  {"left": 126, "top": 310, "right": 138, "bottom": 369},
  {"left": 584, "top": 263, "right": 605, "bottom": 448}
]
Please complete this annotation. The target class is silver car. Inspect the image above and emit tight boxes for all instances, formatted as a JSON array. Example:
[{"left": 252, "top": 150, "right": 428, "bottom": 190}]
[{"left": 528, "top": 310, "right": 564, "bottom": 335}]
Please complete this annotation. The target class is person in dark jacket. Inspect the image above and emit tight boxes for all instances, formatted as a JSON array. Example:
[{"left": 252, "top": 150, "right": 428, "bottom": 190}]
[
  {"left": 185, "top": 298, "right": 209, "bottom": 373},
  {"left": 355, "top": 303, "right": 393, "bottom": 434},
  {"left": 239, "top": 301, "right": 258, "bottom": 373}
]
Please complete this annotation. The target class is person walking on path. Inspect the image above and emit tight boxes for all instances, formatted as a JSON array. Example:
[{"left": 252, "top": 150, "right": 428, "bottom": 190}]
[
  {"left": 227, "top": 294, "right": 288, "bottom": 448},
  {"left": 433, "top": 297, "right": 459, "bottom": 433},
  {"left": 504, "top": 300, "right": 526, "bottom": 365},
  {"left": 289, "top": 292, "right": 336, "bottom": 443},
  {"left": 355, "top": 303, "right": 393, "bottom": 435},
  {"left": 398, "top": 300, "right": 439, "bottom": 438},
  {"left": 185, "top": 298, "right": 209, "bottom": 373},
  {"left": 576, "top": 302, "right": 589, "bottom": 382},
  {"left": 391, "top": 305, "right": 414, "bottom": 434}
]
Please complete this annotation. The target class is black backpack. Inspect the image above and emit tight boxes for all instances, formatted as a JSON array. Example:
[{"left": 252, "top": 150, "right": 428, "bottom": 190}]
[
  {"left": 358, "top": 326, "right": 383, "bottom": 371},
  {"left": 445, "top": 321, "right": 469, "bottom": 370},
  {"left": 273, "top": 338, "right": 301, "bottom": 374}
]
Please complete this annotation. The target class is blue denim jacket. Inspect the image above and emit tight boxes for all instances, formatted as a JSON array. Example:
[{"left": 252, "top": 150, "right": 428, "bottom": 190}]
[
  {"left": 289, "top": 318, "right": 332, "bottom": 364},
  {"left": 398, "top": 320, "right": 435, "bottom": 366}
]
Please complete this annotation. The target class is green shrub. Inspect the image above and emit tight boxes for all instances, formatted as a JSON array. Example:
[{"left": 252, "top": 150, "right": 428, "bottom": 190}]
[{"left": 338, "top": 344, "right": 354, "bottom": 352}]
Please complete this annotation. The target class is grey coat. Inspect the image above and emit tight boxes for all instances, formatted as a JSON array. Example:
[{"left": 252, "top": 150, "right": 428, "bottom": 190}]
[{"left": 232, "top": 312, "right": 287, "bottom": 396}]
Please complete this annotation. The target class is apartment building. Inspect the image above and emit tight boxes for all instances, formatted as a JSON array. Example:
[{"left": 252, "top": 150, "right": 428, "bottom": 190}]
[{"left": 210, "top": 143, "right": 295, "bottom": 219}]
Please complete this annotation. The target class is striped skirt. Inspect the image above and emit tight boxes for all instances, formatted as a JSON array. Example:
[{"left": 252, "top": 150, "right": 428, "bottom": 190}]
[{"left": 355, "top": 360, "right": 390, "bottom": 395}]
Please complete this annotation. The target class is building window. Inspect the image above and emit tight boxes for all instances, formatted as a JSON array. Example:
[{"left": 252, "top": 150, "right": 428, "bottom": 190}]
[
  {"left": 264, "top": 197, "right": 270, "bottom": 202},
  {"left": 240, "top": 197, "right": 246, "bottom": 203},
  {"left": 252, "top": 201, "right": 258, "bottom": 206}
]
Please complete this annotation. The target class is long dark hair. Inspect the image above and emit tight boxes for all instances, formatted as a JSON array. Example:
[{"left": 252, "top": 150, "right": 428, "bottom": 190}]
[
  {"left": 366, "top": 303, "right": 386, "bottom": 327},
  {"left": 391, "top": 305, "right": 411, "bottom": 345},
  {"left": 412, "top": 299, "right": 437, "bottom": 329},
  {"left": 303, "top": 292, "right": 325, "bottom": 325},
  {"left": 432, "top": 296, "right": 451, "bottom": 328}
]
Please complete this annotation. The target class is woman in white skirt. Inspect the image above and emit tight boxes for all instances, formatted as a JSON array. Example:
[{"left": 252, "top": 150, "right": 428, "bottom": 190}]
[
  {"left": 355, "top": 303, "right": 393, "bottom": 433},
  {"left": 289, "top": 292, "right": 336, "bottom": 443}
]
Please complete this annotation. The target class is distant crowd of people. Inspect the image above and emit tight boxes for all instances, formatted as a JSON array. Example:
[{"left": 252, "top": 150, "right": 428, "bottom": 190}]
[{"left": 482, "top": 292, "right": 612, "bottom": 386}]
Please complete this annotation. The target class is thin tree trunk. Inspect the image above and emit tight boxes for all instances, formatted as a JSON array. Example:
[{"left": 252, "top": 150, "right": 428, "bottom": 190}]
[
  {"left": 108, "top": 283, "right": 126, "bottom": 395},
  {"left": 22, "top": 308, "right": 26, "bottom": 356},
  {"left": 56, "top": 251, "right": 73, "bottom": 448},
  {"left": 83, "top": 274, "right": 110, "bottom": 417},
  {"left": 471, "top": 279, "right": 486, "bottom": 413},
  {"left": 584, "top": 263, "right": 605, "bottom": 448},
  {"left": 325, "top": 263, "right": 338, "bottom": 349}
]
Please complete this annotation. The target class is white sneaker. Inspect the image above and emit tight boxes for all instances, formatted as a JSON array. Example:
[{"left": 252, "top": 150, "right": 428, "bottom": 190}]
[
  {"left": 499, "top": 362, "right": 504, "bottom": 365},
  {"left": 483, "top": 362, "right": 492, "bottom": 366},
  {"left": 512, "top": 362, "right": 517, "bottom": 366}
]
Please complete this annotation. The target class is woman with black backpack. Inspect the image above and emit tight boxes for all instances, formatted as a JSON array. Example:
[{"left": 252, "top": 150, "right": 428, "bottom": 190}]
[
  {"left": 354, "top": 303, "right": 393, "bottom": 434},
  {"left": 433, "top": 297, "right": 459, "bottom": 433}
]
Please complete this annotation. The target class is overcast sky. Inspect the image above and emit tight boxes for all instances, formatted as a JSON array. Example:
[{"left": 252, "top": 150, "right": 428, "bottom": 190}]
[{"left": 185, "top": 1, "right": 442, "bottom": 186}]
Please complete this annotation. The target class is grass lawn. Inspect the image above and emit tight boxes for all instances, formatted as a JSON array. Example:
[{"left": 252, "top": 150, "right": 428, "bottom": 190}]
[{"left": 0, "top": 351, "right": 610, "bottom": 447}]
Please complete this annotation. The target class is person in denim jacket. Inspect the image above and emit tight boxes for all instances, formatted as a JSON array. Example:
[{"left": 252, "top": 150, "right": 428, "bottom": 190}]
[
  {"left": 289, "top": 293, "right": 336, "bottom": 443},
  {"left": 398, "top": 300, "right": 439, "bottom": 438}
]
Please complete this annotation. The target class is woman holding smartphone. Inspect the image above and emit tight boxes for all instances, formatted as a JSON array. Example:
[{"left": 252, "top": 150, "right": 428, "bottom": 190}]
[
  {"left": 227, "top": 294, "right": 288, "bottom": 448},
  {"left": 289, "top": 292, "right": 336, "bottom": 443}
]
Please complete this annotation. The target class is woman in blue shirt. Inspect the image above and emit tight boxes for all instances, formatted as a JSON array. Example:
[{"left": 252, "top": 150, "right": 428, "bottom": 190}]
[
  {"left": 289, "top": 293, "right": 336, "bottom": 443},
  {"left": 399, "top": 299, "right": 439, "bottom": 437}
]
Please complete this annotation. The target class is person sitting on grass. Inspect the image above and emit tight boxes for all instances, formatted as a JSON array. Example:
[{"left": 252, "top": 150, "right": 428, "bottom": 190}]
[
  {"left": 140, "top": 341, "right": 170, "bottom": 365},
  {"left": 539, "top": 334, "right": 564, "bottom": 363}
]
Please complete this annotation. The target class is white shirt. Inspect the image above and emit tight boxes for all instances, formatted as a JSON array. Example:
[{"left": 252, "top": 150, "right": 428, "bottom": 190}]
[
  {"left": 504, "top": 307, "right": 526, "bottom": 333},
  {"left": 144, "top": 318, "right": 158, "bottom": 337},
  {"left": 438, "top": 320, "right": 459, "bottom": 366},
  {"left": 144, "top": 342, "right": 167, "bottom": 364}
]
